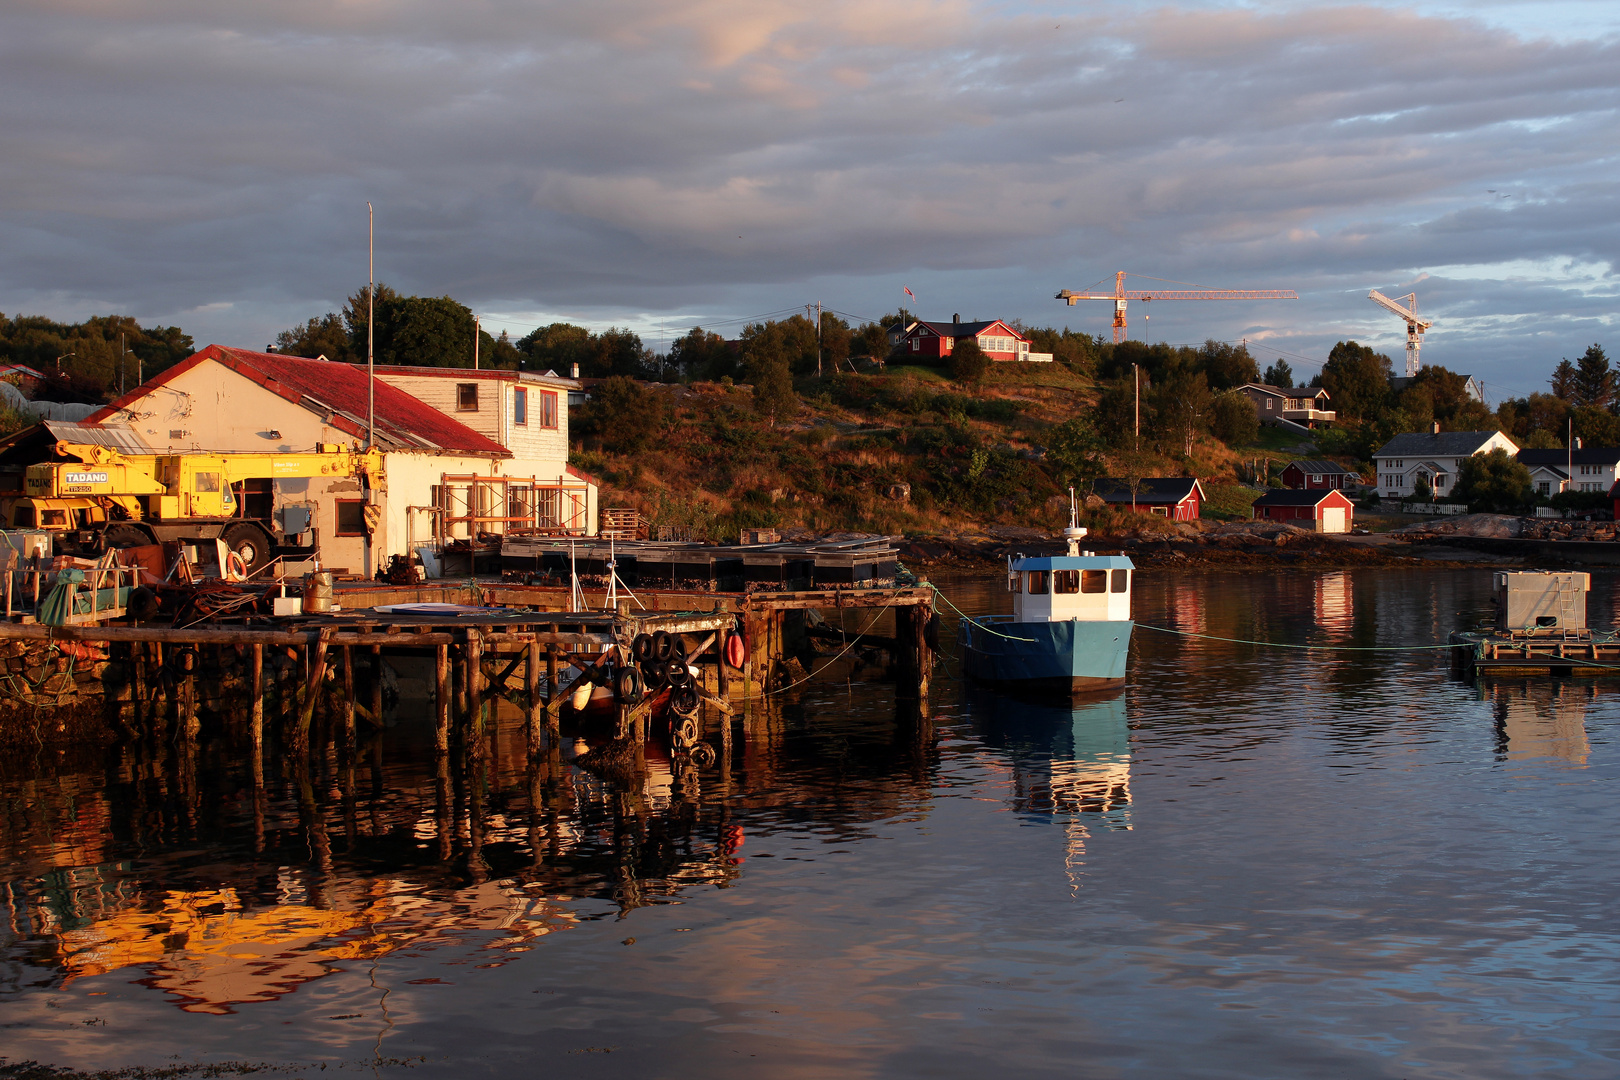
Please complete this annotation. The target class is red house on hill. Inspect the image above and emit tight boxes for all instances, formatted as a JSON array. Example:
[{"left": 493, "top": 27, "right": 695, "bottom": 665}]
[
  {"left": 1280, "top": 459, "right": 1360, "bottom": 491},
  {"left": 901, "top": 318, "right": 1048, "bottom": 362},
  {"left": 1092, "top": 477, "right": 1204, "bottom": 520}
]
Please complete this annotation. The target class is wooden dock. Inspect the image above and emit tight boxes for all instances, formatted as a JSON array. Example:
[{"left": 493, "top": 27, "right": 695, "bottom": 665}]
[{"left": 1450, "top": 628, "right": 1620, "bottom": 676}]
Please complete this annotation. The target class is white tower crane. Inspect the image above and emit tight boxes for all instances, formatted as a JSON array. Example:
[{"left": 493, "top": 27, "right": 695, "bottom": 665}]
[{"left": 1368, "top": 290, "right": 1433, "bottom": 377}]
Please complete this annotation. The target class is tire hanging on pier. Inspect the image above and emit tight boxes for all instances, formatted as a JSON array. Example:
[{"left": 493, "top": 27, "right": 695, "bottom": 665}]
[
  {"left": 615, "top": 665, "right": 644, "bottom": 705},
  {"left": 631, "top": 633, "right": 654, "bottom": 661},
  {"left": 671, "top": 683, "right": 699, "bottom": 716}
]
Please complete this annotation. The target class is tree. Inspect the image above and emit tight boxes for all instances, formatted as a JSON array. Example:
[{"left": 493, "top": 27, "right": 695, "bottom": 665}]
[
  {"left": 1092, "top": 377, "right": 1140, "bottom": 450},
  {"left": 1198, "top": 340, "right": 1258, "bottom": 390},
  {"left": 1044, "top": 417, "right": 1105, "bottom": 487},
  {"left": 1573, "top": 344, "right": 1613, "bottom": 409},
  {"left": 668, "top": 326, "right": 733, "bottom": 380},
  {"left": 851, "top": 322, "right": 890, "bottom": 361},
  {"left": 574, "top": 376, "right": 664, "bottom": 453},
  {"left": 819, "top": 312, "right": 852, "bottom": 374},
  {"left": 275, "top": 312, "right": 356, "bottom": 362},
  {"left": 1263, "top": 358, "right": 1293, "bottom": 388},
  {"left": 339, "top": 284, "right": 478, "bottom": 368},
  {"left": 519, "top": 322, "right": 594, "bottom": 375},
  {"left": 1571, "top": 405, "right": 1620, "bottom": 447},
  {"left": 949, "top": 338, "right": 990, "bottom": 385},
  {"left": 752, "top": 360, "right": 797, "bottom": 425},
  {"left": 1453, "top": 448, "right": 1533, "bottom": 513},
  {"left": 1549, "top": 359, "right": 1577, "bottom": 400},
  {"left": 1319, "top": 341, "right": 1392, "bottom": 421},
  {"left": 1522, "top": 428, "right": 1563, "bottom": 449},
  {"left": 1210, "top": 391, "right": 1259, "bottom": 446},
  {"left": 1153, "top": 370, "right": 1213, "bottom": 457}
]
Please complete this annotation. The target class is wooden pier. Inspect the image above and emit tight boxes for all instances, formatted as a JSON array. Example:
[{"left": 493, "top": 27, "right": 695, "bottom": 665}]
[
  {"left": 1451, "top": 628, "right": 1620, "bottom": 676},
  {"left": 0, "top": 581, "right": 937, "bottom": 768}
]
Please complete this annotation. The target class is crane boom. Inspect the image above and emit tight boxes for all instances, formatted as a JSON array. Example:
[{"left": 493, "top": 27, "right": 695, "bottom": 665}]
[
  {"left": 1055, "top": 271, "right": 1298, "bottom": 343},
  {"left": 1367, "top": 290, "right": 1432, "bottom": 377}
]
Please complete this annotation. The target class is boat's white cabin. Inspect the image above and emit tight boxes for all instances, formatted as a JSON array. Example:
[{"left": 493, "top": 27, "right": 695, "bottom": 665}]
[{"left": 1008, "top": 554, "right": 1134, "bottom": 623}]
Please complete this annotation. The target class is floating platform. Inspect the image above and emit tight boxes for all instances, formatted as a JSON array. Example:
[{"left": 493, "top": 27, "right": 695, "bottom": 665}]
[
  {"left": 1450, "top": 629, "right": 1620, "bottom": 676},
  {"left": 501, "top": 536, "right": 900, "bottom": 591}
]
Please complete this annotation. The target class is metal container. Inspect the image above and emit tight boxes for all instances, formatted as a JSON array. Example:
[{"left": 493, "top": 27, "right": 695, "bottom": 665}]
[{"left": 302, "top": 570, "right": 335, "bottom": 613}]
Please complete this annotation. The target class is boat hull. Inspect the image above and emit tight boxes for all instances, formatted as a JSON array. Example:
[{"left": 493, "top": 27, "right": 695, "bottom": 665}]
[{"left": 961, "top": 617, "right": 1133, "bottom": 692}]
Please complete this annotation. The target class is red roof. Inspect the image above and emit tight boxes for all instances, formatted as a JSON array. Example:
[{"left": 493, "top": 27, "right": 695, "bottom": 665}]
[{"left": 87, "top": 345, "right": 510, "bottom": 457}]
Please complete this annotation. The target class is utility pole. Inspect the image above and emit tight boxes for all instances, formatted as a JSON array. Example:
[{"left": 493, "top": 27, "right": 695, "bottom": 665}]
[
  {"left": 367, "top": 202, "right": 375, "bottom": 451},
  {"left": 474, "top": 316, "right": 480, "bottom": 371},
  {"left": 1133, "top": 363, "right": 1140, "bottom": 450},
  {"left": 119, "top": 332, "right": 125, "bottom": 396},
  {"left": 807, "top": 303, "right": 823, "bottom": 376}
]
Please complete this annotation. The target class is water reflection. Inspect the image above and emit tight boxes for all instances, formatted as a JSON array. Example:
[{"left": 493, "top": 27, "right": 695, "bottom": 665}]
[{"left": 1485, "top": 680, "right": 1594, "bottom": 766}]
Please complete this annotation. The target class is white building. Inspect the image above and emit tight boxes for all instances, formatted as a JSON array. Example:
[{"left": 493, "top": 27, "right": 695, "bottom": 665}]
[
  {"left": 1372, "top": 428, "right": 1519, "bottom": 499},
  {"left": 87, "top": 345, "right": 596, "bottom": 575},
  {"left": 1516, "top": 448, "right": 1620, "bottom": 497}
]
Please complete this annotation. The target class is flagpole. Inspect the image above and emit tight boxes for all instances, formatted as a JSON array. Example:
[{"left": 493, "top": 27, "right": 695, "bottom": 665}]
[{"left": 367, "top": 202, "right": 375, "bottom": 449}]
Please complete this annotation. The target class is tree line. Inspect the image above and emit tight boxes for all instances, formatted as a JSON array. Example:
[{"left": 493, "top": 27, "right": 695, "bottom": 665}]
[{"left": 0, "top": 312, "right": 194, "bottom": 404}]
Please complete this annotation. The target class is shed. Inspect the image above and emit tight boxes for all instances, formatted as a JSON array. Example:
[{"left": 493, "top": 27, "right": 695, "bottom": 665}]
[
  {"left": 1251, "top": 488, "right": 1355, "bottom": 532},
  {"left": 1280, "top": 459, "right": 1360, "bottom": 491},
  {"left": 1092, "top": 477, "right": 1204, "bottom": 520}
]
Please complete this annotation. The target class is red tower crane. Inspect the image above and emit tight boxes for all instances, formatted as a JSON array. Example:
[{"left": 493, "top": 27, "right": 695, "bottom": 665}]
[{"left": 1056, "top": 271, "right": 1298, "bottom": 343}]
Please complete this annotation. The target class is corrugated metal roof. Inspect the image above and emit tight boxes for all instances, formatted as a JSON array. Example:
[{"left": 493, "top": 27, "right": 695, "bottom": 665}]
[
  {"left": 1284, "top": 459, "right": 1358, "bottom": 475},
  {"left": 42, "top": 421, "right": 152, "bottom": 454},
  {"left": 89, "top": 346, "right": 510, "bottom": 457},
  {"left": 1252, "top": 488, "right": 1350, "bottom": 506}
]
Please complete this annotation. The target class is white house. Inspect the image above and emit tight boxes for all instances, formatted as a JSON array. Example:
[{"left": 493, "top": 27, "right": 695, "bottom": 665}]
[
  {"left": 1373, "top": 427, "right": 1519, "bottom": 499},
  {"left": 87, "top": 345, "right": 596, "bottom": 576},
  {"left": 1516, "top": 447, "right": 1620, "bottom": 497}
]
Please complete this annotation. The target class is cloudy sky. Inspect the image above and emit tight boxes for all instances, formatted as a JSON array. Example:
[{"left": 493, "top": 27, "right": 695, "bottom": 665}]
[{"left": 2, "top": 0, "right": 1617, "bottom": 400}]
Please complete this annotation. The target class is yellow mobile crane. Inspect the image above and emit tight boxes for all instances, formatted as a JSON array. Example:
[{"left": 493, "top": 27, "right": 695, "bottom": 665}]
[{"left": 12, "top": 443, "right": 383, "bottom": 574}]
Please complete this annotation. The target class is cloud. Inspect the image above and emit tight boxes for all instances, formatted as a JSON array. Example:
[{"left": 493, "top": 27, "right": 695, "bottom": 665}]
[{"left": 0, "top": 1, "right": 1617, "bottom": 387}]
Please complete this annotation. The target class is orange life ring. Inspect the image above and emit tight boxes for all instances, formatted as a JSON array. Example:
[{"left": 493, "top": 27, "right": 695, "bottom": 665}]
[
  {"left": 724, "top": 632, "right": 746, "bottom": 670},
  {"left": 225, "top": 551, "right": 248, "bottom": 580}
]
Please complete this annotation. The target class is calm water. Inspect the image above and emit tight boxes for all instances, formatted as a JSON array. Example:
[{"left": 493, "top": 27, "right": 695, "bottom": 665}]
[{"left": 2, "top": 569, "right": 1617, "bottom": 1079}]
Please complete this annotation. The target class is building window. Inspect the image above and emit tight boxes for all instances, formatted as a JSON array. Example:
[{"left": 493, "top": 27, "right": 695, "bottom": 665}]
[
  {"left": 457, "top": 383, "right": 479, "bottom": 412},
  {"left": 1436, "top": 476, "right": 1447, "bottom": 488},
  {"left": 1266, "top": 400, "right": 1273, "bottom": 410},
  {"left": 1111, "top": 569, "right": 1129, "bottom": 593},
  {"left": 911, "top": 338, "right": 919, "bottom": 352},
  {"left": 1081, "top": 570, "right": 1106, "bottom": 593},
  {"left": 1054, "top": 570, "right": 1079, "bottom": 594},
  {"left": 335, "top": 499, "right": 367, "bottom": 536},
  {"left": 538, "top": 390, "right": 558, "bottom": 429},
  {"left": 514, "top": 387, "right": 527, "bottom": 426},
  {"left": 1150, "top": 506, "right": 1168, "bottom": 516},
  {"left": 1026, "top": 570, "right": 1047, "bottom": 594},
  {"left": 1312, "top": 475, "right": 1323, "bottom": 484}
]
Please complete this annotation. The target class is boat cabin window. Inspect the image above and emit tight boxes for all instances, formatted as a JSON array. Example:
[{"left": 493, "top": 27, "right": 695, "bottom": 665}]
[
  {"left": 1081, "top": 569, "right": 1106, "bottom": 593},
  {"left": 1026, "top": 570, "right": 1047, "bottom": 594},
  {"left": 1007, "top": 571, "right": 1021, "bottom": 592},
  {"left": 1054, "top": 570, "right": 1079, "bottom": 594},
  {"left": 1111, "top": 569, "right": 1129, "bottom": 593}
]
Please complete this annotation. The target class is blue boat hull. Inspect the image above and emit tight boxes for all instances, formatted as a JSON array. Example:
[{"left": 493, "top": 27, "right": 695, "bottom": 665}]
[{"left": 960, "top": 618, "right": 1133, "bottom": 691}]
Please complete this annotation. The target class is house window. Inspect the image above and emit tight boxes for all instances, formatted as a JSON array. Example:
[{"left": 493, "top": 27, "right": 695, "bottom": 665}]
[
  {"left": 1026, "top": 570, "right": 1047, "bottom": 594},
  {"left": 1436, "top": 476, "right": 1446, "bottom": 488},
  {"left": 1111, "top": 569, "right": 1129, "bottom": 593},
  {"left": 911, "top": 339, "right": 919, "bottom": 352},
  {"left": 514, "top": 387, "right": 527, "bottom": 426},
  {"left": 1054, "top": 570, "right": 1079, "bottom": 594},
  {"left": 1266, "top": 400, "right": 1273, "bottom": 410},
  {"left": 457, "top": 383, "right": 479, "bottom": 411},
  {"left": 1150, "top": 506, "right": 1168, "bottom": 516},
  {"left": 538, "top": 390, "right": 558, "bottom": 429},
  {"left": 1312, "top": 475, "right": 1323, "bottom": 484},
  {"left": 1537, "top": 482, "right": 1550, "bottom": 495},
  {"left": 1081, "top": 570, "right": 1106, "bottom": 593},
  {"left": 335, "top": 499, "right": 367, "bottom": 536}
]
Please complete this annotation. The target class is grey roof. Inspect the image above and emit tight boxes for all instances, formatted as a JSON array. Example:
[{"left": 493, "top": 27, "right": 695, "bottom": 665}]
[
  {"left": 1525, "top": 463, "right": 1570, "bottom": 480},
  {"left": 1240, "top": 382, "right": 1329, "bottom": 399},
  {"left": 911, "top": 320, "right": 1022, "bottom": 340},
  {"left": 1373, "top": 431, "right": 1509, "bottom": 458},
  {"left": 1284, "top": 458, "right": 1358, "bottom": 475},
  {"left": 41, "top": 420, "right": 153, "bottom": 454},
  {"left": 1517, "top": 448, "right": 1620, "bottom": 467},
  {"left": 1092, "top": 477, "right": 1203, "bottom": 504},
  {"left": 1253, "top": 488, "right": 1351, "bottom": 506}
]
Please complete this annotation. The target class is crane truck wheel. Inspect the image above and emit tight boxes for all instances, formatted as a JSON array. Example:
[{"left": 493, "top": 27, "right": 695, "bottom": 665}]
[
  {"left": 222, "top": 524, "right": 271, "bottom": 576},
  {"left": 103, "top": 525, "right": 153, "bottom": 550}
]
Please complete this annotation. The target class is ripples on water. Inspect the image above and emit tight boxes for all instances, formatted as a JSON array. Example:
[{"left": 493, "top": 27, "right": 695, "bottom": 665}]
[{"left": 1, "top": 569, "right": 1616, "bottom": 1078}]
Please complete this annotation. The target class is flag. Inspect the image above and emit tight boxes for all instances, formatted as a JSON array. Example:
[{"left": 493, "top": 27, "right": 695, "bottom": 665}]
[{"left": 903, "top": 286, "right": 914, "bottom": 300}]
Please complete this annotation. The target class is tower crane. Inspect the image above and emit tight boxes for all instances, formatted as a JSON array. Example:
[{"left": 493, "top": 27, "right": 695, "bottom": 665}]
[
  {"left": 1055, "top": 271, "right": 1297, "bottom": 343},
  {"left": 1367, "top": 290, "right": 1432, "bottom": 377}
]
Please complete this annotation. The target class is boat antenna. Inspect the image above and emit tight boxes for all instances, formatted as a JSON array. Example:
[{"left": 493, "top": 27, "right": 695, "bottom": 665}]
[
  {"left": 1063, "top": 485, "right": 1088, "bottom": 556},
  {"left": 569, "top": 539, "right": 583, "bottom": 612},
  {"left": 606, "top": 537, "right": 617, "bottom": 612}
]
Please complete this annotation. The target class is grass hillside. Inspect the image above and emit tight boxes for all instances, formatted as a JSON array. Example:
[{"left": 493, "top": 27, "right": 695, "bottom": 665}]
[{"left": 570, "top": 364, "right": 1329, "bottom": 541}]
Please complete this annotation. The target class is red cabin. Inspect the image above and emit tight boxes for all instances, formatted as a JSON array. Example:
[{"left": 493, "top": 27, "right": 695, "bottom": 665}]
[
  {"left": 1251, "top": 488, "right": 1355, "bottom": 532},
  {"left": 1092, "top": 477, "right": 1204, "bottom": 520},
  {"left": 902, "top": 318, "right": 1032, "bottom": 362}
]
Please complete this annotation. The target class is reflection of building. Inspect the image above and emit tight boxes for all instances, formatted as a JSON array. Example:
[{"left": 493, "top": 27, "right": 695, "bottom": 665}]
[
  {"left": 1315, "top": 572, "right": 1352, "bottom": 631},
  {"left": 50, "top": 877, "right": 578, "bottom": 1013},
  {"left": 1489, "top": 683, "right": 1591, "bottom": 767}
]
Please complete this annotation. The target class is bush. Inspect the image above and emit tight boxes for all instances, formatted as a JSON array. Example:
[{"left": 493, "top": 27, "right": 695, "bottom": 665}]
[
  {"left": 1454, "top": 448, "right": 1533, "bottom": 513},
  {"left": 1210, "top": 392, "right": 1259, "bottom": 446},
  {"left": 949, "top": 340, "right": 990, "bottom": 385}
]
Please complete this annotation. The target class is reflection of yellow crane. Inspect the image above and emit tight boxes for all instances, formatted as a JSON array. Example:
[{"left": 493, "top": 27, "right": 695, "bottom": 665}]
[
  {"left": 1368, "top": 289, "right": 1433, "bottom": 377},
  {"left": 1056, "top": 271, "right": 1298, "bottom": 343}
]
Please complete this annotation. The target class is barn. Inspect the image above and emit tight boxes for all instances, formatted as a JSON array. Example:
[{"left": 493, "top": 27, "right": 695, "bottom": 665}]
[{"left": 1251, "top": 488, "right": 1355, "bottom": 532}]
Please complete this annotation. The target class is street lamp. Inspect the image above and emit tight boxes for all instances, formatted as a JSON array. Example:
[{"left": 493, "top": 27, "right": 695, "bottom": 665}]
[{"left": 56, "top": 352, "right": 74, "bottom": 370}]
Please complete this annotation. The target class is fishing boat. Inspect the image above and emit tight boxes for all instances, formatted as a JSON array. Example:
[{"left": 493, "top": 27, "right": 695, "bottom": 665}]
[{"left": 960, "top": 506, "right": 1134, "bottom": 692}]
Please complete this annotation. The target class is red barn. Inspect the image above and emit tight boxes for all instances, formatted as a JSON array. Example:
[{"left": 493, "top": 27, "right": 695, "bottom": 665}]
[
  {"left": 1251, "top": 488, "right": 1355, "bottom": 532},
  {"left": 901, "top": 318, "right": 1039, "bottom": 362},
  {"left": 1092, "top": 477, "right": 1204, "bottom": 520},
  {"left": 1280, "top": 459, "right": 1360, "bottom": 491}
]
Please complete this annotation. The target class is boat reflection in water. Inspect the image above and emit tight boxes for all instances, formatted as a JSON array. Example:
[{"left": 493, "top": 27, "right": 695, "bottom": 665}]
[{"left": 962, "top": 689, "right": 1131, "bottom": 883}]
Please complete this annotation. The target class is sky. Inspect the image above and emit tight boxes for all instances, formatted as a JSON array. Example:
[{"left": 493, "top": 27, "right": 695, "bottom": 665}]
[{"left": 1, "top": 0, "right": 1617, "bottom": 403}]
